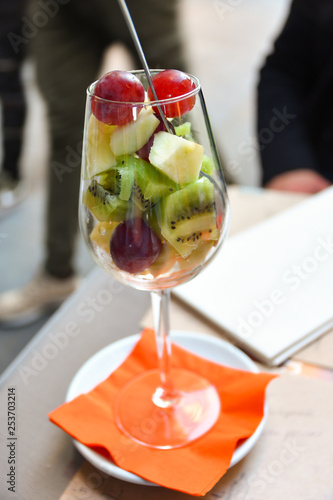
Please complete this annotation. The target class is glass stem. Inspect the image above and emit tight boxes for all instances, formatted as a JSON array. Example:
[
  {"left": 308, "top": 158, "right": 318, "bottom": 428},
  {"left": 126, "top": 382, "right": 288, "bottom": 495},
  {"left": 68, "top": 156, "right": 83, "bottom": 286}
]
[{"left": 151, "top": 290, "right": 179, "bottom": 408}]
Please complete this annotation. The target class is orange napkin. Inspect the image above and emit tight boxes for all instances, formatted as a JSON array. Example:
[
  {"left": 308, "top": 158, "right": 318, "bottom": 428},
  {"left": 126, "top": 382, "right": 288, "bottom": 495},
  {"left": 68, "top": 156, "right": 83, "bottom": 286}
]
[{"left": 49, "top": 329, "right": 277, "bottom": 496}]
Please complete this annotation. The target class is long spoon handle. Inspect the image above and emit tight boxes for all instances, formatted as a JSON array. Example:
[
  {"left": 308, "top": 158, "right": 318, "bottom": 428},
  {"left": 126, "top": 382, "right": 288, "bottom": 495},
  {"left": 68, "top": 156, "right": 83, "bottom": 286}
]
[{"left": 116, "top": 0, "right": 173, "bottom": 133}]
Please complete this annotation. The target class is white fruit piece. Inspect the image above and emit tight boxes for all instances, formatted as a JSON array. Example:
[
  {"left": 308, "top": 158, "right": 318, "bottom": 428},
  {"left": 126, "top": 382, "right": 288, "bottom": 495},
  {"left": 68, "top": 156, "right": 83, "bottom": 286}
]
[
  {"left": 84, "top": 115, "right": 117, "bottom": 179},
  {"left": 149, "top": 131, "right": 204, "bottom": 184},
  {"left": 110, "top": 108, "right": 159, "bottom": 156}
]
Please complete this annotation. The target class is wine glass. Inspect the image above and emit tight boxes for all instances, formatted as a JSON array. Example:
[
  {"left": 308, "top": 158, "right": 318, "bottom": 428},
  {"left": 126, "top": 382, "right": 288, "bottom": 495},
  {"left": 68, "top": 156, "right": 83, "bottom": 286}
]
[{"left": 79, "top": 69, "right": 230, "bottom": 449}]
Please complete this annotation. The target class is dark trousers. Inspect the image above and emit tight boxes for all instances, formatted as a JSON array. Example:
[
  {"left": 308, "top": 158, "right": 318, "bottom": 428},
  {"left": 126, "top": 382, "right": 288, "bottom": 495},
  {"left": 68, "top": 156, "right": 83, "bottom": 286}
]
[
  {"left": 0, "top": 0, "right": 27, "bottom": 181},
  {"left": 28, "top": 0, "right": 187, "bottom": 277}
]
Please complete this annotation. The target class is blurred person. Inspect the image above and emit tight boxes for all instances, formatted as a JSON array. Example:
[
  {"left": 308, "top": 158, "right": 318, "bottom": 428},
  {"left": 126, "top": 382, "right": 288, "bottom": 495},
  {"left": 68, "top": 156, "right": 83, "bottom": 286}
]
[
  {"left": 0, "top": 0, "right": 187, "bottom": 326},
  {"left": 0, "top": 0, "right": 28, "bottom": 211},
  {"left": 257, "top": 0, "right": 333, "bottom": 194}
]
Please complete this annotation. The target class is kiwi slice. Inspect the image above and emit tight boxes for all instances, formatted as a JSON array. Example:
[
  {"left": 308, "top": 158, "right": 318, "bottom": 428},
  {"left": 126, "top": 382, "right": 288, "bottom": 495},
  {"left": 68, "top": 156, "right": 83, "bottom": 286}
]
[
  {"left": 99, "top": 170, "right": 121, "bottom": 195},
  {"left": 175, "top": 121, "right": 194, "bottom": 141},
  {"left": 201, "top": 155, "right": 215, "bottom": 176},
  {"left": 98, "top": 156, "right": 135, "bottom": 201},
  {"left": 114, "top": 155, "right": 178, "bottom": 210},
  {"left": 83, "top": 180, "right": 130, "bottom": 222},
  {"left": 159, "top": 177, "right": 219, "bottom": 258}
]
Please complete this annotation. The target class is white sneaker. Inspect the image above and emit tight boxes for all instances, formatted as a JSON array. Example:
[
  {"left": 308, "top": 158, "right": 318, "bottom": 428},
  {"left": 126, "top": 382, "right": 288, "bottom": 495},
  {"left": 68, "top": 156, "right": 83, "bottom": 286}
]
[
  {"left": 0, "top": 270, "right": 81, "bottom": 327},
  {"left": 0, "top": 172, "right": 28, "bottom": 213}
]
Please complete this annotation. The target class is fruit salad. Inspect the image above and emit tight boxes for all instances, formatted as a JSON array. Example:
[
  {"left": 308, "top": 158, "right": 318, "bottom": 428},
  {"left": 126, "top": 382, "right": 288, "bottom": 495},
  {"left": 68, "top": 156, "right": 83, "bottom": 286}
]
[{"left": 81, "top": 69, "right": 226, "bottom": 289}]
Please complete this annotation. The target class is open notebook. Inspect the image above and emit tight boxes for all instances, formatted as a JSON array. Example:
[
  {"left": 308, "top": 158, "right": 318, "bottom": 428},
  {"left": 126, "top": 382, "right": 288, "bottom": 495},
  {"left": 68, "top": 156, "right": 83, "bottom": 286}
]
[{"left": 174, "top": 186, "right": 333, "bottom": 366}]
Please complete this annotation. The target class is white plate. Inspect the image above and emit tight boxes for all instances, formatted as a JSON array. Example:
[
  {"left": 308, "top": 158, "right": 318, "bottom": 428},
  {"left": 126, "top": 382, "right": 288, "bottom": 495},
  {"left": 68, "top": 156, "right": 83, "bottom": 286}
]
[{"left": 66, "top": 331, "right": 267, "bottom": 486}]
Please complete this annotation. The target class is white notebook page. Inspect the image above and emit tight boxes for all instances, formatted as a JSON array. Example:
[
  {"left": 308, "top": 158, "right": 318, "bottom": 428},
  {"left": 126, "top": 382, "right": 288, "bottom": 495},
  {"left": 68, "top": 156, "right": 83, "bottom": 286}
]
[{"left": 174, "top": 187, "right": 333, "bottom": 365}]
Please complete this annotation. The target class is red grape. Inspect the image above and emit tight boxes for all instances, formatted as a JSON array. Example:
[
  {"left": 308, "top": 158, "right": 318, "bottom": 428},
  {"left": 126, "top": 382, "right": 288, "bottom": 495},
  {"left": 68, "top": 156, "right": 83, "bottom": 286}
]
[
  {"left": 91, "top": 71, "right": 145, "bottom": 126},
  {"left": 110, "top": 218, "right": 162, "bottom": 273},
  {"left": 148, "top": 70, "right": 196, "bottom": 118},
  {"left": 136, "top": 116, "right": 175, "bottom": 161}
]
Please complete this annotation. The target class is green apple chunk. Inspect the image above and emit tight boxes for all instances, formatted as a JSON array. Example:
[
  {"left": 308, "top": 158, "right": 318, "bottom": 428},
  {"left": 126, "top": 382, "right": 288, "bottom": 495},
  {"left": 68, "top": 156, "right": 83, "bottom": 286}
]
[
  {"left": 149, "top": 131, "right": 204, "bottom": 185},
  {"left": 110, "top": 108, "right": 160, "bottom": 156}
]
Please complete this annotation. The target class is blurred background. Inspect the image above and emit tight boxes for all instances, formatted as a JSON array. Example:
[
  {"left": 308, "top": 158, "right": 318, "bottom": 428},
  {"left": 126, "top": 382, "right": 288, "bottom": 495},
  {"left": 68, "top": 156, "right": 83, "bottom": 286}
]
[{"left": 0, "top": 0, "right": 291, "bottom": 372}]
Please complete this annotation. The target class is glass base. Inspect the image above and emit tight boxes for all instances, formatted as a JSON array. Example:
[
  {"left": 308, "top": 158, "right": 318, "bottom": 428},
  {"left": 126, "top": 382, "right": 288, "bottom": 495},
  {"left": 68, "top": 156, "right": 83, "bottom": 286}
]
[{"left": 115, "top": 368, "right": 221, "bottom": 449}]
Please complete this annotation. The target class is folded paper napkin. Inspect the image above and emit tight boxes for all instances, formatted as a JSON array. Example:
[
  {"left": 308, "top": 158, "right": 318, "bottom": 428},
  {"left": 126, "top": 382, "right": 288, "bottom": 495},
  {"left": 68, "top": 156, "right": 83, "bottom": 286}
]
[{"left": 49, "top": 329, "right": 277, "bottom": 496}]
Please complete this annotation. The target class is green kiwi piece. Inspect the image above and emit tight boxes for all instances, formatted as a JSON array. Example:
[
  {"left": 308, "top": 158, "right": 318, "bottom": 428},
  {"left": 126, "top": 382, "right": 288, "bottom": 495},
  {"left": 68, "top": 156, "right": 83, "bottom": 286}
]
[
  {"left": 99, "top": 154, "right": 179, "bottom": 209},
  {"left": 99, "top": 170, "right": 121, "bottom": 195},
  {"left": 132, "top": 156, "right": 179, "bottom": 210},
  {"left": 201, "top": 155, "right": 215, "bottom": 176},
  {"left": 98, "top": 156, "right": 134, "bottom": 201},
  {"left": 174, "top": 122, "right": 194, "bottom": 141},
  {"left": 83, "top": 180, "right": 130, "bottom": 222},
  {"left": 159, "top": 177, "right": 219, "bottom": 258},
  {"left": 118, "top": 165, "right": 134, "bottom": 201}
]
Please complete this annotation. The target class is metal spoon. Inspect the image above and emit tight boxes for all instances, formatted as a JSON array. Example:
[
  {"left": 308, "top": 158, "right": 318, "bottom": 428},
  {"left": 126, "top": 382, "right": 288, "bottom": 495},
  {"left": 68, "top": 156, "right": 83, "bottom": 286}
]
[{"left": 116, "top": 0, "right": 173, "bottom": 134}]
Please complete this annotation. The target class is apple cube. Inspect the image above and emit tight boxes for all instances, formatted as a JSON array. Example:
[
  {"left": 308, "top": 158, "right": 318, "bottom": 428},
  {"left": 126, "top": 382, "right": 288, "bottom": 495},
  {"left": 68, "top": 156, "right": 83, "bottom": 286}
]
[
  {"left": 110, "top": 108, "right": 159, "bottom": 156},
  {"left": 84, "top": 115, "right": 117, "bottom": 179},
  {"left": 149, "top": 131, "right": 204, "bottom": 184}
]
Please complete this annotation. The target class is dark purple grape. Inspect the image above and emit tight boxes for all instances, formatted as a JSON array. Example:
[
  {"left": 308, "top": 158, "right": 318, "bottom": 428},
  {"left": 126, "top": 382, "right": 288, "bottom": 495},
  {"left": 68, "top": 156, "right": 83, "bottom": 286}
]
[
  {"left": 110, "top": 218, "right": 162, "bottom": 273},
  {"left": 136, "top": 116, "right": 175, "bottom": 162}
]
